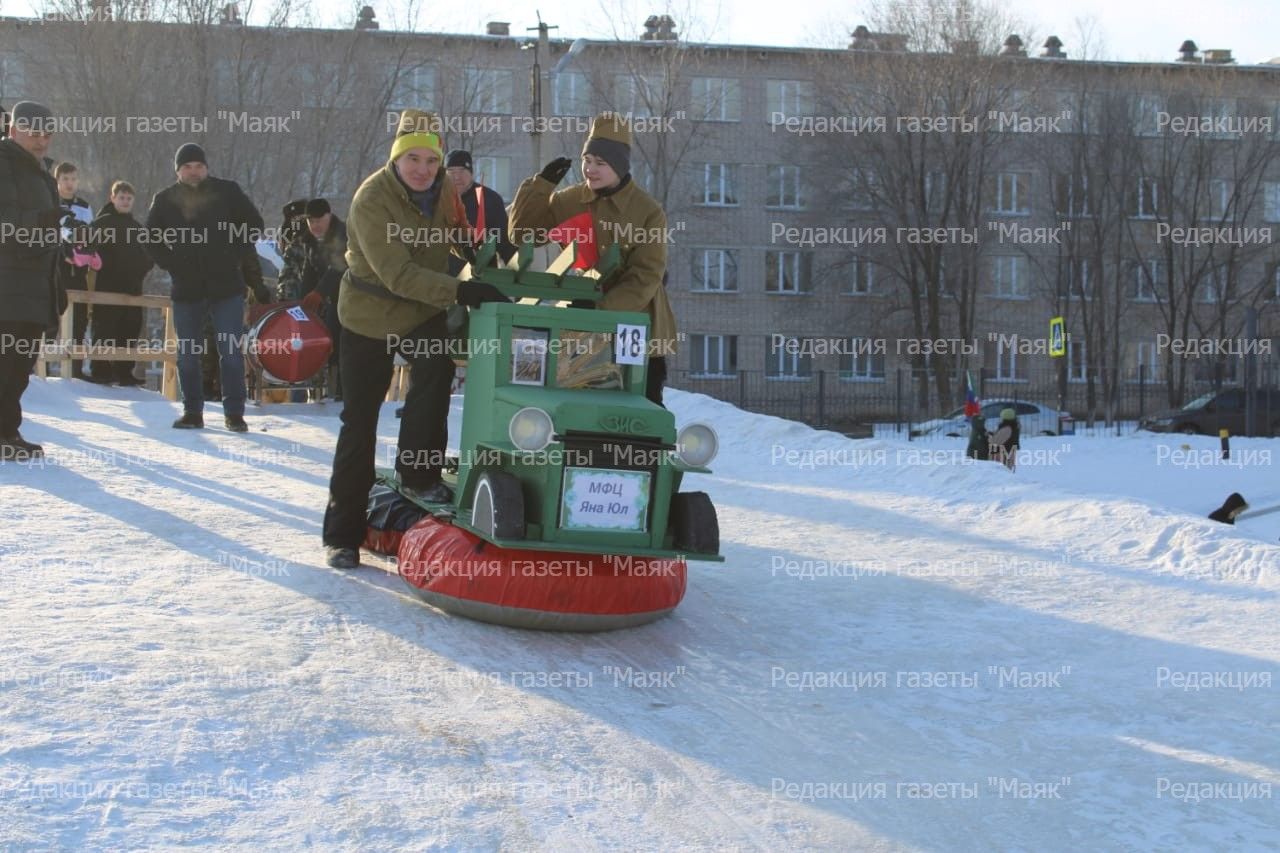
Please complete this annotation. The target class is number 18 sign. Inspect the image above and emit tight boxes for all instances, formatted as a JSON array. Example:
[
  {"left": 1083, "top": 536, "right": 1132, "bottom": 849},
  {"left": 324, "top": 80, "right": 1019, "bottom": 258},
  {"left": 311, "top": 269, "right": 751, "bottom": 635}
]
[{"left": 615, "top": 324, "right": 647, "bottom": 365}]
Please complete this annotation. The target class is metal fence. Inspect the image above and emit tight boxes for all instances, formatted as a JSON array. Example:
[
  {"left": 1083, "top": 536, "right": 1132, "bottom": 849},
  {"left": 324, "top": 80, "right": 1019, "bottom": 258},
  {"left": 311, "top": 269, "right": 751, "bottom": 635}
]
[{"left": 667, "top": 366, "right": 1280, "bottom": 439}]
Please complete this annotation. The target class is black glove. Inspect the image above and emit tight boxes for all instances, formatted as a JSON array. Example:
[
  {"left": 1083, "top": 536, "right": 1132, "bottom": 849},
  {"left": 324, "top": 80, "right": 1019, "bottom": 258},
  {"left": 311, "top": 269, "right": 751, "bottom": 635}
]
[
  {"left": 538, "top": 157, "right": 573, "bottom": 186},
  {"left": 456, "top": 280, "right": 510, "bottom": 308},
  {"left": 568, "top": 299, "right": 595, "bottom": 310}
]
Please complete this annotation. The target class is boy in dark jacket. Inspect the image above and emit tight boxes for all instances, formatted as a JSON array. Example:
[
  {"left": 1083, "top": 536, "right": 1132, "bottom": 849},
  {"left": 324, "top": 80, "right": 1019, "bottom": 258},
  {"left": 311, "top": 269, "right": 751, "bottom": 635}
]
[
  {"left": 54, "top": 161, "right": 99, "bottom": 379},
  {"left": 88, "top": 181, "right": 153, "bottom": 385}
]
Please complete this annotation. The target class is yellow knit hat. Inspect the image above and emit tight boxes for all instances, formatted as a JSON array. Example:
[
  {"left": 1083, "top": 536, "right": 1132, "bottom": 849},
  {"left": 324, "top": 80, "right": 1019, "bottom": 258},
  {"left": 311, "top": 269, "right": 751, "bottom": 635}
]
[{"left": 390, "top": 109, "right": 444, "bottom": 162}]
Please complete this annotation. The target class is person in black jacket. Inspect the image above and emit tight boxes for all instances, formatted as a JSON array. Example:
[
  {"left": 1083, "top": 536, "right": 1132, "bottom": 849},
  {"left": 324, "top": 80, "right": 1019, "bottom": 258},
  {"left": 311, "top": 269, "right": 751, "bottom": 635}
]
[
  {"left": 298, "top": 197, "right": 348, "bottom": 400},
  {"left": 444, "top": 149, "right": 515, "bottom": 275},
  {"left": 87, "top": 181, "right": 153, "bottom": 385},
  {"left": 274, "top": 199, "right": 312, "bottom": 302},
  {"left": 145, "top": 143, "right": 265, "bottom": 432},
  {"left": 53, "top": 161, "right": 98, "bottom": 379},
  {"left": 0, "top": 102, "right": 63, "bottom": 461}
]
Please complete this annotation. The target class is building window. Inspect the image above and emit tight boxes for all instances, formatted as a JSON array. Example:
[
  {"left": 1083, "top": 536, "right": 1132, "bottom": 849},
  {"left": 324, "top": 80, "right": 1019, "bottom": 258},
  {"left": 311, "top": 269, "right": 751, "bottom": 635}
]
[
  {"left": 463, "top": 67, "right": 512, "bottom": 114},
  {"left": 614, "top": 74, "right": 663, "bottom": 119},
  {"left": 766, "top": 79, "right": 815, "bottom": 121},
  {"left": 766, "top": 336, "right": 813, "bottom": 379},
  {"left": 1132, "top": 341, "right": 1162, "bottom": 382},
  {"left": 690, "top": 334, "right": 737, "bottom": 376},
  {"left": 1068, "top": 338, "right": 1088, "bottom": 382},
  {"left": 691, "top": 249, "right": 738, "bottom": 292},
  {"left": 691, "top": 77, "right": 740, "bottom": 122},
  {"left": 766, "top": 165, "right": 804, "bottom": 209},
  {"left": 1055, "top": 173, "right": 1089, "bottom": 217},
  {"left": 472, "top": 156, "right": 511, "bottom": 200},
  {"left": 1135, "top": 95, "right": 1164, "bottom": 136},
  {"left": 1265, "top": 183, "right": 1280, "bottom": 223},
  {"left": 1131, "top": 177, "right": 1159, "bottom": 219},
  {"left": 695, "top": 163, "right": 738, "bottom": 206},
  {"left": 765, "top": 251, "right": 813, "bottom": 294},
  {"left": 843, "top": 168, "right": 878, "bottom": 211},
  {"left": 1208, "top": 179, "right": 1232, "bottom": 220},
  {"left": 994, "top": 341, "right": 1025, "bottom": 381},
  {"left": 553, "top": 71, "right": 592, "bottom": 116},
  {"left": 843, "top": 256, "right": 874, "bottom": 295},
  {"left": 630, "top": 161, "right": 650, "bottom": 192},
  {"left": 1131, "top": 260, "right": 1166, "bottom": 302},
  {"left": 924, "top": 170, "right": 947, "bottom": 212},
  {"left": 839, "top": 341, "right": 886, "bottom": 381},
  {"left": 992, "top": 256, "right": 1029, "bottom": 298},
  {"left": 990, "top": 171, "right": 1031, "bottom": 215},
  {"left": 1068, "top": 258, "right": 1093, "bottom": 300},
  {"left": 1199, "top": 267, "right": 1227, "bottom": 304},
  {"left": 0, "top": 56, "right": 27, "bottom": 102},
  {"left": 389, "top": 65, "right": 435, "bottom": 111},
  {"left": 1204, "top": 98, "right": 1238, "bottom": 139}
]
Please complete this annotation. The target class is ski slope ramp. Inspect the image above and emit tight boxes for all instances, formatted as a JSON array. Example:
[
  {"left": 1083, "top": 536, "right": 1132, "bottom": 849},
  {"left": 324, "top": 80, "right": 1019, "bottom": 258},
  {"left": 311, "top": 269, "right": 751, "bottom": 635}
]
[{"left": 2, "top": 378, "right": 1278, "bottom": 850}]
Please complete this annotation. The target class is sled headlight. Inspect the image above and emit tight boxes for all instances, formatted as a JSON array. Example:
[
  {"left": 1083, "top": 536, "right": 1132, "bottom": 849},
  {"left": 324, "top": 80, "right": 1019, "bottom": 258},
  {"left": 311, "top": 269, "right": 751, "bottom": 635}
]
[
  {"left": 509, "top": 407, "right": 554, "bottom": 452},
  {"left": 676, "top": 423, "right": 718, "bottom": 467}
]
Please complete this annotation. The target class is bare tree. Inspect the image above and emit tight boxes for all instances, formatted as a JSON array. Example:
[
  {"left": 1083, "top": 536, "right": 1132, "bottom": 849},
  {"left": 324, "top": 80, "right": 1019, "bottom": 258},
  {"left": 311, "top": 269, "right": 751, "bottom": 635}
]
[{"left": 813, "top": 0, "right": 1036, "bottom": 409}]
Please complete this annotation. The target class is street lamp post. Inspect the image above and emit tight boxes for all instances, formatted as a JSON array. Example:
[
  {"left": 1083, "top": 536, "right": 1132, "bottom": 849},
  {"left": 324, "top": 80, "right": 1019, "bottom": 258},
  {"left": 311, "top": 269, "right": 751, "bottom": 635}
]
[{"left": 526, "top": 14, "right": 556, "bottom": 170}]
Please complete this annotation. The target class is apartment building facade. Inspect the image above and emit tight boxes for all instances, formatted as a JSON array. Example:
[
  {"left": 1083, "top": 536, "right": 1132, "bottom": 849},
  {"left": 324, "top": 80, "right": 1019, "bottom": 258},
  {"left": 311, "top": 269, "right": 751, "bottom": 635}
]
[{"left": 3, "top": 10, "right": 1278, "bottom": 425}]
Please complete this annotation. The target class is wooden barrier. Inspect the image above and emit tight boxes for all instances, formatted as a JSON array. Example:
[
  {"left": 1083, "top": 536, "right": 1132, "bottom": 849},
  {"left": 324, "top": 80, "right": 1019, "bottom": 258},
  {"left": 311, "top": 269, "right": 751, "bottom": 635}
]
[{"left": 34, "top": 290, "right": 179, "bottom": 401}]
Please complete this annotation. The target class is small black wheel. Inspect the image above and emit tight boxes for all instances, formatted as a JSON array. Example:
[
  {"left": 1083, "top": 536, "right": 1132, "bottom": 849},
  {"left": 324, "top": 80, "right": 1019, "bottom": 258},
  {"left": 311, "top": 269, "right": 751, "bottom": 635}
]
[
  {"left": 1180, "top": 425, "right": 1199, "bottom": 436},
  {"left": 472, "top": 471, "right": 525, "bottom": 540},
  {"left": 670, "top": 492, "right": 719, "bottom": 555}
]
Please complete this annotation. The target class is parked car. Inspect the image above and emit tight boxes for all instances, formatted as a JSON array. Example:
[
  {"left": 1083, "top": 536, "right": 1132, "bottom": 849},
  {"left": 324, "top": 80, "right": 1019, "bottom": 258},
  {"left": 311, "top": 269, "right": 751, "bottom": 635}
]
[
  {"left": 911, "top": 400, "right": 1065, "bottom": 437},
  {"left": 1140, "top": 387, "right": 1280, "bottom": 436}
]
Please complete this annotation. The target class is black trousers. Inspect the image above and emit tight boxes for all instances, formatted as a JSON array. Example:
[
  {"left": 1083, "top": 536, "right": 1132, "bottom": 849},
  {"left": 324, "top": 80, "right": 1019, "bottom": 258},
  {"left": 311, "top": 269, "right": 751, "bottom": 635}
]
[
  {"left": 646, "top": 356, "right": 667, "bottom": 407},
  {"left": 322, "top": 313, "right": 455, "bottom": 549},
  {"left": 0, "top": 322, "right": 44, "bottom": 437},
  {"left": 90, "top": 303, "right": 143, "bottom": 382},
  {"left": 63, "top": 280, "right": 89, "bottom": 376}
]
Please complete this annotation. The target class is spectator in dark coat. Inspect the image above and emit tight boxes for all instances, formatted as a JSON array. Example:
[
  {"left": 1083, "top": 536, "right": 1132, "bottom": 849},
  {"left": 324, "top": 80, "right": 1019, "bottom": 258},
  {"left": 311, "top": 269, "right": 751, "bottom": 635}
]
[
  {"left": 0, "top": 102, "right": 62, "bottom": 460},
  {"left": 274, "top": 199, "right": 312, "bottom": 302},
  {"left": 965, "top": 415, "right": 989, "bottom": 461},
  {"left": 87, "top": 181, "right": 153, "bottom": 385},
  {"left": 299, "top": 197, "right": 348, "bottom": 400},
  {"left": 144, "top": 142, "right": 264, "bottom": 432},
  {"left": 53, "top": 161, "right": 97, "bottom": 379},
  {"left": 445, "top": 149, "right": 515, "bottom": 275}
]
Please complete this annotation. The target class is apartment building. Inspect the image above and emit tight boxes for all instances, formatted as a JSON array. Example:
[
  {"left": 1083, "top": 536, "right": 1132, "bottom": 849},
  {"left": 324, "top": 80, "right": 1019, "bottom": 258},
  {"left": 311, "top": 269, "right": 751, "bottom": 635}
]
[{"left": 3, "top": 9, "right": 1277, "bottom": 423}]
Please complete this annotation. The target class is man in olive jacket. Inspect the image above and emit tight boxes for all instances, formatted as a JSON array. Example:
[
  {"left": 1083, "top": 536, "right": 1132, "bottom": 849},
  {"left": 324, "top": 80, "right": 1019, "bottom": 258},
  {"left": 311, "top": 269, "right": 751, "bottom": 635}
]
[
  {"left": 321, "top": 109, "right": 506, "bottom": 569},
  {"left": 0, "top": 102, "right": 63, "bottom": 461},
  {"left": 509, "top": 111, "right": 678, "bottom": 406},
  {"left": 145, "top": 143, "right": 264, "bottom": 432}
]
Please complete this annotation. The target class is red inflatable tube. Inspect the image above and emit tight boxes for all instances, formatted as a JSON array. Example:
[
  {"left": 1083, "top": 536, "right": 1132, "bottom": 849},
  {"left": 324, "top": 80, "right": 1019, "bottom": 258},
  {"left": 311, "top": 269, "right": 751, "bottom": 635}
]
[
  {"left": 397, "top": 516, "right": 687, "bottom": 631},
  {"left": 246, "top": 304, "right": 332, "bottom": 384},
  {"left": 363, "top": 527, "right": 407, "bottom": 557}
]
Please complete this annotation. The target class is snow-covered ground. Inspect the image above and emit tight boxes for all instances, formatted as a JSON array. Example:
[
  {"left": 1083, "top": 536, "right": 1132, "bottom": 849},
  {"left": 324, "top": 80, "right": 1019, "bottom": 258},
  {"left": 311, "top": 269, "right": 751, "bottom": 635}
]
[{"left": 2, "top": 377, "right": 1278, "bottom": 850}]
